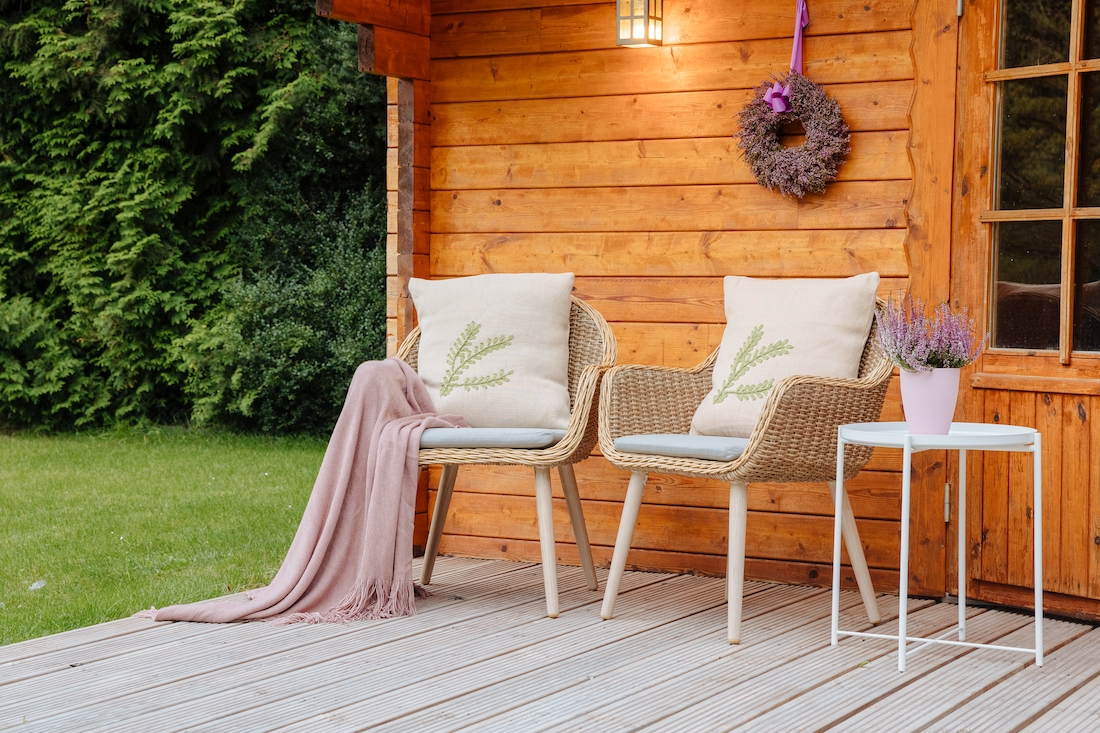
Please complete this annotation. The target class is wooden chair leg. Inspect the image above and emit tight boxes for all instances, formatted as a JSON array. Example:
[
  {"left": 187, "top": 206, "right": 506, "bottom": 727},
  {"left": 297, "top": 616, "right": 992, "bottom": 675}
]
[
  {"left": 828, "top": 481, "right": 882, "bottom": 624},
  {"left": 601, "top": 471, "right": 647, "bottom": 620},
  {"left": 420, "top": 464, "right": 458, "bottom": 585},
  {"left": 728, "top": 480, "right": 748, "bottom": 644},
  {"left": 533, "top": 467, "right": 560, "bottom": 618},
  {"left": 558, "top": 464, "right": 598, "bottom": 591}
]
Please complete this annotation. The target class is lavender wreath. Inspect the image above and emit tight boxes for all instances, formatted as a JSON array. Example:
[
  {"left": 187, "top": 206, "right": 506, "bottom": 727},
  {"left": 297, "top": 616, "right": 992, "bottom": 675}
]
[{"left": 735, "top": 72, "right": 850, "bottom": 198}]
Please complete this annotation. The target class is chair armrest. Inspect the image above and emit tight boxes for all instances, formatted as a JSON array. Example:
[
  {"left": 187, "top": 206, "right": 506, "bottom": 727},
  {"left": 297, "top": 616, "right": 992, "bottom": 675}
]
[
  {"left": 554, "top": 363, "right": 608, "bottom": 464},
  {"left": 597, "top": 351, "right": 718, "bottom": 450},
  {"left": 732, "top": 370, "right": 891, "bottom": 483}
]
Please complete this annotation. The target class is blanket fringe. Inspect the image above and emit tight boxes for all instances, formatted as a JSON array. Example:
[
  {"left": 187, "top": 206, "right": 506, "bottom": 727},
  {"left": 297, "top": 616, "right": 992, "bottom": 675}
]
[
  {"left": 270, "top": 578, "right": 419, "bottom": 625},
  {"left": 134, "top": 608, "right": 158, "bottom": 619}
]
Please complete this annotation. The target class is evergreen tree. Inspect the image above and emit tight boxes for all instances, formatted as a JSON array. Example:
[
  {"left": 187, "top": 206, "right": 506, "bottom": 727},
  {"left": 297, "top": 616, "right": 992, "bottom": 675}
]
[{"left": 0, "top": 0, "right": 387, "bottom": 432}]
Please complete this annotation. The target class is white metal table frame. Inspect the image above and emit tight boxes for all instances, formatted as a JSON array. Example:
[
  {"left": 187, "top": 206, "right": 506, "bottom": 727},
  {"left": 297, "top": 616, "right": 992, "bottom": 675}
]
[{"left": 830, "top": 421, "right": 1043, "bottom": 672}]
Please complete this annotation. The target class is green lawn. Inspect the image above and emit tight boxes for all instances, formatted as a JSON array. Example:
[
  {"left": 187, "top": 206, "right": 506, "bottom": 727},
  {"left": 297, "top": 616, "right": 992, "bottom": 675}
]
[{"left": 0, "top": 429, "right": 327, "bottom": 646}]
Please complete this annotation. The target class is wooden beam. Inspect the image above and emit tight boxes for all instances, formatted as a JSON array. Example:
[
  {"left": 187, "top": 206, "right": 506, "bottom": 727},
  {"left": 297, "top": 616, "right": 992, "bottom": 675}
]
[
  {"left": 430, "top": 0, "right": 912, "bottom": 58},
  {"left": 431, "top": 132, "right": 911, "bottom": 190},
  {"left": 430, "top": 231, "right": 910, "bottom": 279},
  {"left": 973, "top": 578, "right": 1100, "bottom": 622},
  {"left": 316, "top": 0, "right": 429, "bottom": 36},
  {"left": 904, "top": 0, "right": 961, "bottom": 598},
  {"left": 358, "top": 24, "right": 430, "bottom": 80},
  {"left": 971, "top": 373, "right": 1100, "bottom": 396},
  {"left": 395, "top": 78, "right": 431, "bottom": 343},
  {"left": 432, "top": 82, "right": 913, "bottom": 147},
  {"left": 432, "top": 31, "right": 913, "bottom": 104},
  {"left": 907, "top": 0, "right": 958, "bottom": 305}
]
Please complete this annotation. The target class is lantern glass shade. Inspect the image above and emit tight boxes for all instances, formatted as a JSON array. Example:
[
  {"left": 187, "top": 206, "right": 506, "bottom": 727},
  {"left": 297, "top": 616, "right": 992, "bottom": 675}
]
[{"left": 617, "top": 0, "right": 662, "bottom": 47}]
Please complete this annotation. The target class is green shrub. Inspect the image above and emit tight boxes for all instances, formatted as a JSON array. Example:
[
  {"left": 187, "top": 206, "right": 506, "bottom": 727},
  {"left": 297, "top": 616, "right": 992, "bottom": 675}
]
[
  {"left": 178, "top": 212, "right": 388, "bottom": 435},
  {"left": 0, "top": 0, "right": 388, "bottom": 432}
]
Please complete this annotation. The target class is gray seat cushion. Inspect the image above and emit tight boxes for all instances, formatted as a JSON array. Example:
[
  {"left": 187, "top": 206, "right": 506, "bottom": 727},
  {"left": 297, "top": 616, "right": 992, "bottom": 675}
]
[
  {"left": 420, "top": 427, "right": 567, "bottom": 450},
  {"left": 613, "top": 434, "right": 749, "bottom": 462}
]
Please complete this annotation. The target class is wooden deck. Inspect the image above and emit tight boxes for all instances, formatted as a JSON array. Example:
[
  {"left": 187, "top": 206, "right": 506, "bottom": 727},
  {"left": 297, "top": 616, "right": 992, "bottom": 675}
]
[{"left": 2, "top": 557, "right": 1099, "bottom": 732}]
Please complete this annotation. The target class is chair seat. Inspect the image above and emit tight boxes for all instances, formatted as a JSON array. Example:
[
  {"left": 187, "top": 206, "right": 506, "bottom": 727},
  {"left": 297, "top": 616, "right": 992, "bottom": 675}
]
[
  {"left": 613, "top": 434, "right": 749, "bottom": 462},
  {"left": 420, "top": 427, "right": 568, "bottom": 450}
]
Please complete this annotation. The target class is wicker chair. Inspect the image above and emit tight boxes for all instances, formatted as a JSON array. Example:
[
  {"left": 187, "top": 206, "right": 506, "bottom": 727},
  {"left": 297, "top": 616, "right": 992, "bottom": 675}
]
[
  {"left": 597, "top": 304, "right": 892, "bottom": 643},
  {"left": 397, "top": 296, "right": 617, "bottom": 618}
]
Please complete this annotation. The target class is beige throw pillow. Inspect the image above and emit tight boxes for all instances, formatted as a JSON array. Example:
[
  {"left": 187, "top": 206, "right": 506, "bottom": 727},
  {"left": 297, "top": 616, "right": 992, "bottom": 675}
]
[
  {"left": 690, "top": 273, "right": 880, "bottom": 439},
  {"left": 408, "top": 273, "right": 574, "bottom": 429}
]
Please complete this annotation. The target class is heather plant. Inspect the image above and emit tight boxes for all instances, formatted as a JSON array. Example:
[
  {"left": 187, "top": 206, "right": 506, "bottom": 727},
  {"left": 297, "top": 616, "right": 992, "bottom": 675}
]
[{"left": 875, "top": 296, "right": 988, "bottom": 373}]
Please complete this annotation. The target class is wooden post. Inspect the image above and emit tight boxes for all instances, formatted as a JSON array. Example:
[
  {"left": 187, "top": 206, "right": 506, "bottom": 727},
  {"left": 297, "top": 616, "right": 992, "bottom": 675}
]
[
  {"left": 363, "top": 33, "right": 430, "bottom": 353},
  {"left": 396, "top": 77, "right": 431, "bottom": 347},
  {"left": 906, "top": 0, "right": 960, "bottom": 598}
]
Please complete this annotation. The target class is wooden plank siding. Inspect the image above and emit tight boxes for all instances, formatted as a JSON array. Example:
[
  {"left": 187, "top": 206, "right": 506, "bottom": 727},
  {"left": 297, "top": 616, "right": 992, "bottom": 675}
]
[
  {"left": 370, "top": 0, "right": 971, "bottom": 596},
  {"left": 430, "top": 81, "right": 914, "bottom": 146}
]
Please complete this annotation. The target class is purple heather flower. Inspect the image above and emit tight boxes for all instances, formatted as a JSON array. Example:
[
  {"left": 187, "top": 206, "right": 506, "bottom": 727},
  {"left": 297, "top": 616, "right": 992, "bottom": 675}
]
[{"left": 875, "top": 296, "right": 988, "bottom": 372}]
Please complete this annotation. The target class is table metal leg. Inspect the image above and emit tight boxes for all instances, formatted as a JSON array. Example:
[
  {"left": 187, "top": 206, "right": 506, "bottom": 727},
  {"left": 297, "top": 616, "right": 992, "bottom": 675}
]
[
  {"left": 959, "top": 449, "right": 967, "bottom": 642},
  {"left": 1034, "top": 433, "right": 1043, "bottom": 666},
  {"left": 831, "top": 436, "right": 845, "bottom": 646},
  {"left": 899, "top": 436, "right": 913, "bottom": 672}
]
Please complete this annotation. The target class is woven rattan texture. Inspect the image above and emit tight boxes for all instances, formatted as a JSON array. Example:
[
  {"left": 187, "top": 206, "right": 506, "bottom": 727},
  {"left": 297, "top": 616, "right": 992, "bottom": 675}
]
[
  {"left": 598, "top": 301, "right": 892, "bottom": 483},
  {"left": 397, "top": 297, "right": 617, "bottom": 467}
]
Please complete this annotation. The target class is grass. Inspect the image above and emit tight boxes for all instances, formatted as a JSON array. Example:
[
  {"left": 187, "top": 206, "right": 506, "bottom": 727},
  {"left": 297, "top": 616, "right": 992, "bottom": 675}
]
[{"left": 0, "top": 427, "right": 327, "bottom": 646}]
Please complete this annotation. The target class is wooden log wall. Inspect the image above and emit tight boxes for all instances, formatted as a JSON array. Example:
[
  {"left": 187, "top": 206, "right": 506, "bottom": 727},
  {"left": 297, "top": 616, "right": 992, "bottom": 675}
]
[{"left": 380, "top": 0, "right": 960, "bottom": 594}]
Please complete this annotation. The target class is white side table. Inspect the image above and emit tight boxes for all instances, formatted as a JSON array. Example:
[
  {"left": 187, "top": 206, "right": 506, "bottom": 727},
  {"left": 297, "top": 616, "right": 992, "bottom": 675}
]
[{"left": 831, "top": 422, "right": 1043, "bottom": 672}]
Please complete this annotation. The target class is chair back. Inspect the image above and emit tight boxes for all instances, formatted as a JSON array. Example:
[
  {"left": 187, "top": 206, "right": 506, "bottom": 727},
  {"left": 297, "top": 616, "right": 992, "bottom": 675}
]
[{"left": 396, "top": 296, "right": 617, "bottom": 413}]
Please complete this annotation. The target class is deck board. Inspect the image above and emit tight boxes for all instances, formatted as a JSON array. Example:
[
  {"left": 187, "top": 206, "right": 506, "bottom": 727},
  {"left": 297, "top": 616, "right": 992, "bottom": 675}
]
[
  {"left": 831, "top": 619, "right": 1089, "bottom": 731},
  {"left": 735, "top": 609, "right": 1038, "bottom": 732},
  {"left": 935, "top": 628, "right": 1100, "bottom": 731},
  {"left": 463, "top": 589, "right": 880, "bottom": 733},
  {"left": 1, "top": 558, "right": 1097, "bottom": 732},
  {"left": 372, "top": 583, "right": 825, "bottom": 733},
  {"left": 22, "top": 565, "right": 619, "bottom": 733}
]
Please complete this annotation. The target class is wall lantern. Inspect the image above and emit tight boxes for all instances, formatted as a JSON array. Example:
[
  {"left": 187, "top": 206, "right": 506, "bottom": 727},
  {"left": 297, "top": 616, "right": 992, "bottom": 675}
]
[{"left": 616, "top": 0, "right": 662, "bottom": 47}]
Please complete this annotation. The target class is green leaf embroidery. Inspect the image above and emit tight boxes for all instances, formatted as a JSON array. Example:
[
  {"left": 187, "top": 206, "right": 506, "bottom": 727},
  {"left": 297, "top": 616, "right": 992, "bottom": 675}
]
[
  {"left": 713, "top": 325, "right": 793, "bottom": 404},
  {"left": 440, "top": 321, "right": 515, "bottom": 397},
  {"left": 730, "top": 379, "right": 776, "bottom": 402}
]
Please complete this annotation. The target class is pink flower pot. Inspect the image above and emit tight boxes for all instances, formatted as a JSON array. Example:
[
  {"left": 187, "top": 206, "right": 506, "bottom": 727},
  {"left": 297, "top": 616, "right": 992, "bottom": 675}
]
[{"left": 899, "top": 368, "right": 960, "bottom": 435}]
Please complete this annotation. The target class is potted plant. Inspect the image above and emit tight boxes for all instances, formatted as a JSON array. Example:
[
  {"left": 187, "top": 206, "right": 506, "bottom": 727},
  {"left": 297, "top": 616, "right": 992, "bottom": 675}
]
[{"left": 875, "top": 296, "right": 988, "bottom": 435}]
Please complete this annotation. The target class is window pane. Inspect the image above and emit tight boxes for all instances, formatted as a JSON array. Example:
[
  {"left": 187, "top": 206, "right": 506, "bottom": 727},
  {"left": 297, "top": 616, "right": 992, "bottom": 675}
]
[
  {"left": 997, "top": 76, "right": 1068, "bottom": 210},
  {"left": 993, "top": 221, "right": 1062, "bottom": 350},
  {"left": 1003, "top": 0, "right": 1071, "bottom": 68},
  {"left": 1076, "top": 221, "right": 1100, "bottom": 352},
  {"left": 1079, "top": 73, "right": 1100, "bottom": 206},
  {"left": 1087, "top": 0, "right": 1100, "bottom": 59}
]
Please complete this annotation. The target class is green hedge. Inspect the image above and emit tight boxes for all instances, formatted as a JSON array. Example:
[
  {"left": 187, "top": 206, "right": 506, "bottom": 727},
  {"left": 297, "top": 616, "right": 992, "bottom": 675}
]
[{"left": 0, "top": 0, "right": 387, "bottom": 433}]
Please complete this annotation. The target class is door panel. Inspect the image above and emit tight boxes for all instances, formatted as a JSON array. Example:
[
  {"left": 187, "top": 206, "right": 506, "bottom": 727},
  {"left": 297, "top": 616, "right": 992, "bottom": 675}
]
[{"left": 953, "top": 0, "right": 1100, "bottom": 619}]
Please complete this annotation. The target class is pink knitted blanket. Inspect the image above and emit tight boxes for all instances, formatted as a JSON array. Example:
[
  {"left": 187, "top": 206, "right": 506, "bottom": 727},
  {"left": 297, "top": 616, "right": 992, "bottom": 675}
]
[{"left": 139, "top": 358, "right": 466, "bottom": 624}]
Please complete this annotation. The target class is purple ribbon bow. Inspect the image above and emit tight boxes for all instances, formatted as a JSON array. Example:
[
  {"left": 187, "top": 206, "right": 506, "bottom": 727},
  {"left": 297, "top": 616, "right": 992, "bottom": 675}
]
[
  {"left": 763, "top": 0, "right": 810, "bottom": 113},
  {"left": 763, "top": 82, "right": 792, "bottom": 113}
]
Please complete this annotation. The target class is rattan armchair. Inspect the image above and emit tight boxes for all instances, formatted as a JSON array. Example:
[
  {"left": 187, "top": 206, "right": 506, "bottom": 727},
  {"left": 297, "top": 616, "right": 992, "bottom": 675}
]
[
  {"left": 397, "top": 296, "right": 617, "bottom": 618},
  {"left": 597, "top": 306, "right": 892, "bottom": 642}
]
